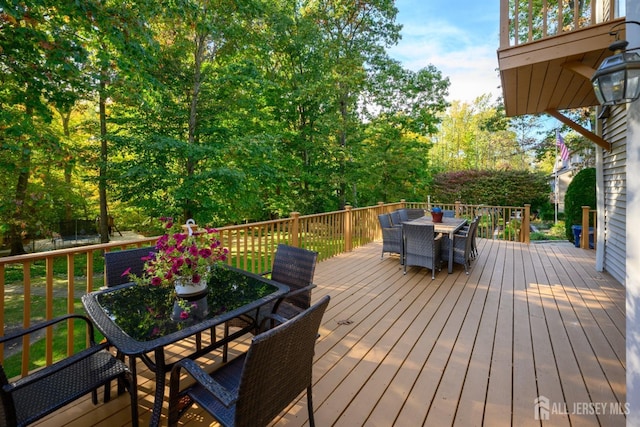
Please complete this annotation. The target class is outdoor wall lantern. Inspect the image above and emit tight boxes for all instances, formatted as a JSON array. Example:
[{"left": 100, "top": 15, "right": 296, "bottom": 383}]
[{"left": 592, "top": 21, "right": 640, "bottom": 106}]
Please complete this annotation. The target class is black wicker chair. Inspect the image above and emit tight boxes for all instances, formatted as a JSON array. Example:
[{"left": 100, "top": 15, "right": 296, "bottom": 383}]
[
  {"left": 267, "top": 244, "right": 318, "bottom": 320},
  {"left": 378, "top": 214, "right": 403, "bottom": 260},
  {"left": 0, "top": 314, "right": 137, "bottom": 427},
  {"left": 441, "top": 217, "right": 478, "bottom": 274},
  {"left": 223, "top": 244, "right": 318, "bottom": 361},
  {"left": 403, "top": 223, "right": 442, "bottom": 279},
  {"left": 397, "top": 208, "right": 425, "bottom": 222},
  {"left": 470, "top": 216, "right": 480, "bottom": 258},
  {"left": 459, "top": 216, "right": 481, "bottom": 258},
  {"left": 168, "top": 295, "right": 330, "bottom": 427},
  {"left": 389, "top": 210, "right": 403, "bottom": 227},
  {"left": 104, "top": 246, "right": 156, "bottom": 287}
]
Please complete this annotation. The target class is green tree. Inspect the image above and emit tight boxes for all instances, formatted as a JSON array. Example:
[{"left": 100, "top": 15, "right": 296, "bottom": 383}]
[
  {"left": 309, "top": 0, "right": 401, "bottom": 209},
  {"left": 356, "top": 58, "right": 449, "bottom": 205},
  {"left": 0, "top": 2, "right": 94, "bottom": 254},
  {"left": 434, "top": 97, "right": 522, "bottom": 172}
]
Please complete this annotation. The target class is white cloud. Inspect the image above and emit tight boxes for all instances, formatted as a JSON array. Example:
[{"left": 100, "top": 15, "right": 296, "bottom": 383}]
[{"left": 388, "top": 4, "right": 502, "bottom": 104}]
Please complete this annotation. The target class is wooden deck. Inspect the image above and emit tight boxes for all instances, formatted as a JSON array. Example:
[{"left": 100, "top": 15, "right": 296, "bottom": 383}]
[{"left": 35, "top": 238, "right": 626, "bottom": 426}]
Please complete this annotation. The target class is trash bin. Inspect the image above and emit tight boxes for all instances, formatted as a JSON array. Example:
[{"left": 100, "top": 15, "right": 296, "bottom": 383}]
[
  {"left": 572, "top": 225, "right": 581, "bottom": 247},
  {"left": 571, "top": 225, "right": 594, "bottom": 248}
]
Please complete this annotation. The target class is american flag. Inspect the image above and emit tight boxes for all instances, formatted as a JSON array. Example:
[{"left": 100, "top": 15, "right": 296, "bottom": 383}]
[{"left": 556, "top": 130, "right": 570, "bottom": 163}]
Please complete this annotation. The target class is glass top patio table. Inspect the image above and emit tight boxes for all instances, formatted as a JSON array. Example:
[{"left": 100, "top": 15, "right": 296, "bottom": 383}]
[{"left": 82, "top": 264, "right": 289, "bottom": 427}]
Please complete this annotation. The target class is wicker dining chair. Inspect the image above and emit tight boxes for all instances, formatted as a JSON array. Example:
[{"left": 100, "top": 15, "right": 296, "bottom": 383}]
[
  {"left": 443, "top": 210, "right": 456, "bottom": 218},
  {"left": 104, "top": 246, "right": 156, "bottom": 287},
  {"left": 397, "top": 208, "right": 425, "bottom": 222},
  {"left": 168, "top": 295, "right": 330, "bottom": 427},
  {"left": 459, "top": 215, "right": 481, "bottom": 258},
  {"left": 0, "top": 314, "right": 138, "bottom": 427},
  {"left": 268, "top": 244, "right": 318, "bottom": 319},
  {"left": 402, "top": 223, "right": 442, "bottom": 279},
  {"left": 389, "top": 210, "right": 403, "bottom": 227},
  {"left": 441, "top": 217, "right": 478, "bottom": 274},
  {"left": 223, "top": 244, "right": 318, "bottom": 361},
  {"left": 378, "top": 214, "right": 403, "bottom": 260}
]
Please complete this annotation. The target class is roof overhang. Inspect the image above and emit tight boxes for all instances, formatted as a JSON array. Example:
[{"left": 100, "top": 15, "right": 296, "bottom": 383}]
[{"left": 497, "top": 18, "right": 626, "bottom": 118}]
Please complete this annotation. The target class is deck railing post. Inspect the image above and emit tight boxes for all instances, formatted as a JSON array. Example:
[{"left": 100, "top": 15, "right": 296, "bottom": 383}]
[
  {"left": 290, "top": 212, "right": 300, "bottom": 247},
  {"left": 523, "top": 204, "right": 531, "bottom": 244},
  {"left": 581, "top": 206, "right": 591, "bottom": 249},
  {"left": 455, "top": 201, "right": 461, "bottom": 218},
  {"left": 344, "top": 205, "right": 353, "bottom": 252}
]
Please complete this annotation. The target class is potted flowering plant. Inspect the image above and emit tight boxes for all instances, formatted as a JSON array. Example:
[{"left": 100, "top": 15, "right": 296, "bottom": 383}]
[
  {"left": 430, "top": 207, "right": 443, "bottom": 223},
  {"left": 131, "top": 217, "right": 229, "bottom": 297}
]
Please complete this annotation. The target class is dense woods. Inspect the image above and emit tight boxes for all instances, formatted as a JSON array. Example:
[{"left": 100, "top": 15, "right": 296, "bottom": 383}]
[{"left": 1, "top": 1, "right": 587, "bottom": 255}]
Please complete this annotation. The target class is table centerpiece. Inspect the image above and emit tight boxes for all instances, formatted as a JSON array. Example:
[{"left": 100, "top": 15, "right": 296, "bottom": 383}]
[
  {"left": 129, "top": 217, "right": 229, "bottom": 301},
  {"left": 430, "top": 207, "right": 443, "bottom": 223}
]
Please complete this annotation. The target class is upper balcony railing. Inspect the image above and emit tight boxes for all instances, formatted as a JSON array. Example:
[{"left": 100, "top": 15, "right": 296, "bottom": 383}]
[
  {"left": 0, "top": 201, "right": 539, "bottom": 378},
  {"left": 500, "top": 0, "right": 622, "bottom": 48}
]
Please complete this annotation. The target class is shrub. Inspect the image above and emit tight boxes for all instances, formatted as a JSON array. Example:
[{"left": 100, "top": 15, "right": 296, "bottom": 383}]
[
  {"left": 564, "top": 168, "right": 596, "bottom": 241},
  {"left": 429, "top": 169, "right": 550, "bottom": 210}
]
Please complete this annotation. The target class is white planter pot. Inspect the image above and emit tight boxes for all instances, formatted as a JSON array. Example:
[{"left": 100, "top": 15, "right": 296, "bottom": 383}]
[{"left": 174, "top": 279, "right": 208, "bottom": 297}]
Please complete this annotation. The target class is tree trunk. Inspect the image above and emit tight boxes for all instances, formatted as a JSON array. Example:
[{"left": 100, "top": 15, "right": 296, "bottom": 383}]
[
  {"left": 59, "top": 109, "right": 74, "bottom": 222},
  {"left": 98, "top": 68, "right": 110, "bottom": 243},
  {"left": 9, "top": 138, "right": 30, "bottom": 256},
  {"left": 184, "top": 33, "right": 209, "bottom": 220}
]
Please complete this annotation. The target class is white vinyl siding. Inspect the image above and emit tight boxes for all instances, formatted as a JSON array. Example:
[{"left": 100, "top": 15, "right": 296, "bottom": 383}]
[{"left": 601, "top": 105, "right": 627, "bottom": 285}]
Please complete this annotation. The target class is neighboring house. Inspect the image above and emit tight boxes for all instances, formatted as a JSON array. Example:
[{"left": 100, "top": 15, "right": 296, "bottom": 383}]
[
  {"left": 551, "top": 164, "right": 571, "bottom": 213},
  {"left": 497, "top": 0, "right": 640, "bottom": 420},
  {"left": 550, "top": 149, "right": 594, "bottom": 213}
]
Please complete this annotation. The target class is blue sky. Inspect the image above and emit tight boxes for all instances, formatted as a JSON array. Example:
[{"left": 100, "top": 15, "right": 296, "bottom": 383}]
[{"left": 388, "top": 0, "right": 502, "bottom": 104}]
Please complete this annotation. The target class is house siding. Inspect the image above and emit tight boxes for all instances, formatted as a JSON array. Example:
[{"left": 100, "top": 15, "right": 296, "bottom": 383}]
[{"left": 602, "top": 106, "right": 627, "bottom": 285}]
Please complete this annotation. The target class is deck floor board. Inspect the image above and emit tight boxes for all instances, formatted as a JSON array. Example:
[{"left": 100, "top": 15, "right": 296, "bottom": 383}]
[{"left": 34, "top": 239, "right": 626, "bottom": 426}]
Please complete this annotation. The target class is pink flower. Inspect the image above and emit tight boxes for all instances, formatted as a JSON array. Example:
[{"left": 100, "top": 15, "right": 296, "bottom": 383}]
[
  {"left": 131, "top": 217, "right": 227, "bottom": 290},
  {"left": 121, "top": 267, "right": 132, "bottom": 277},
  {"left": 188, "top": 244, "right": 199, "bottom": 257},
  {"left": 180, "top": 311, "right": 189, "bottom": 320}
]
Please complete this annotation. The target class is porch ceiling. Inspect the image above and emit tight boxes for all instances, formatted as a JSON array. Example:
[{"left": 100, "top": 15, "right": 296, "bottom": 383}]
[{"left": 498, "top": 18, "right": 626, "bottom": 117}]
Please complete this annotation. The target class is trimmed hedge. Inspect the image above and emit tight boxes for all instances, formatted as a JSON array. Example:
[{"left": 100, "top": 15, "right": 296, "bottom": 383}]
[
  {"left": 429, "top": 170, "right": 550, "bottom": 210},
  {"left": 564, "top": 167, "right": 596, "bottom": 241}
]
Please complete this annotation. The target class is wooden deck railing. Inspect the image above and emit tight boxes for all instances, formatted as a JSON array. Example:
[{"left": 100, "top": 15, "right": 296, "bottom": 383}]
[
  {"left": 499, "top": 0, "right": 619, "bottom": 48},
  {"left": 581, "top": 205, "right": 597, "bottom": 249},
  {"left": 0, "top": 201, "right": 533, "bottom": 376}
]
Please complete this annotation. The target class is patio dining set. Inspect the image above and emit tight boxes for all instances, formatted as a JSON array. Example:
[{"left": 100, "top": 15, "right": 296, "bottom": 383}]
[
  {"left": 378, "top": 208, "right": 480, "bottom": 279},
  {"left": 0, "top": 244, "right": 327, "bottom": 427}
]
